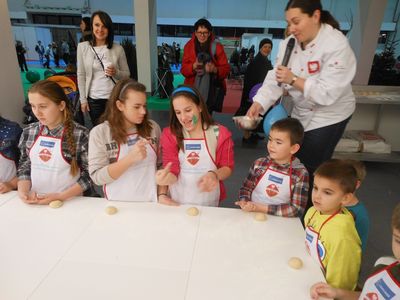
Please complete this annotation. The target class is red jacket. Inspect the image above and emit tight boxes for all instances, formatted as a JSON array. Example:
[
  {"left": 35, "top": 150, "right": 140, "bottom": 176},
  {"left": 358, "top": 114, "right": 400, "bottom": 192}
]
[{"left": 181, "top": 33, "right": 230, "bottom": 91}]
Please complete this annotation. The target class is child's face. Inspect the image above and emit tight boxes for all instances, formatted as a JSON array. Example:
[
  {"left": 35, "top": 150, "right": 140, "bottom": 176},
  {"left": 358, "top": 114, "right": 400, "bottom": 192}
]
[
  {"left": 29, "top": 92, "right": 65, "bottom": 130},
  {"left": 173, "top": 96, "right": 202, "bottom": 133},
  {"left": 312, "top": 175, "right": 350, "bottom": 215},
  {"left": 393, "top": 228, "right": 400, "bottom": 260},
  {"left": 117, "top": 90, "right": 147, "bottom": 128},
  {"left": 267, "top": 129, "right": 299, "bottom": 164}
]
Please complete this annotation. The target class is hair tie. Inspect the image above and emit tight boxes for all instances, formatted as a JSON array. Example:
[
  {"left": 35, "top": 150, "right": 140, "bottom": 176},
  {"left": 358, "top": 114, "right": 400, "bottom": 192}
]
[{"left": 171, "top": 86, "right": 197, "bottom": 97}]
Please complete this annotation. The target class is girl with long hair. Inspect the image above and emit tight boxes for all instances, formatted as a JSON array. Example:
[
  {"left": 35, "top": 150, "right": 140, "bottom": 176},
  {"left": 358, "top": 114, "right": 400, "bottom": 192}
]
[
  {"left": 156, "top": 85, "right": 234, "bottom": 207},
  {"left": 17, "top": 80, "right": 91, "bottom": 204},
  {"left": 88, "top": 79, "right": 161, "bottom": 202}
]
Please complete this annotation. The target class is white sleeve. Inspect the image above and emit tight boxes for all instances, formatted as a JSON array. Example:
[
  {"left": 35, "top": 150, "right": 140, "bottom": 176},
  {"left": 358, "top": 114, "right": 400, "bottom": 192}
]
[
  {"left": 304, "top": 43, "right": 356, "bottom": 106},
  {"left": 77, "top": 43, "right": 87, "bottom": 104}
]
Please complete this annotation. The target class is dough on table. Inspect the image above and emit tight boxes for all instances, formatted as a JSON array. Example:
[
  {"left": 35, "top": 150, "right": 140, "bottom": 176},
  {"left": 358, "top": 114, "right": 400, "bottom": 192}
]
[
  {"left": 105, "top": 206, "right": 118, "bottom": 215},
  {"left": 186, "top": 207, "right": 199, "bottom": 216},
  {"left": 49, "top": 200, "right": 63, "bottom": 208},
  {"left": 254, "top": 212, "right": 267, "bottom": 221},
  {"left": 288, "top": 257, "right": 303, "bottom": 269}
]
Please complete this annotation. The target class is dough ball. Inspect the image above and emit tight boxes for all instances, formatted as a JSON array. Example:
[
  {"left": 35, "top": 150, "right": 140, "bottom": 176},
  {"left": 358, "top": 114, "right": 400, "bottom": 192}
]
[
  {"left": 105, "top": 206, "right": 118, "bottom": 215},
  {"left": 288, "top": 257, "right": 303, "bottom": 269},
  {"left": 186, "top": 207, "right": 199, "bottom": 216},
  {"left": 49, "top": 200, "right": 63, "bottom": 208},
  {"left": 254, "top": 212, "right": 267, "bottom": 222}
]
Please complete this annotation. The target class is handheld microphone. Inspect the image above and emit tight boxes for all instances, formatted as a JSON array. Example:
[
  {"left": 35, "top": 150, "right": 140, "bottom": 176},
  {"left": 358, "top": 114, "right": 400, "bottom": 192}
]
[{"left": 278, "top": 37, "right": 295, "bottom": 87}]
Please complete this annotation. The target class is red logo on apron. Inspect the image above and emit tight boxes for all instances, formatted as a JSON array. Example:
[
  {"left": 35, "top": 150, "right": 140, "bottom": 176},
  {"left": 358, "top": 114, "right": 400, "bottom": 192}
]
[
  {"left": 364, "top": 293, "right": 378, "bottom": 300},
  {"left": 39, "top": 148, "right": 52, "bottom": 162},
  {"left": 266, "top": 184, "right": 279, "bottom": 197},
  {"left": 308, "top": 61, "right": 320, "bottom": 74},
  {"left": 186, "top": 152, "right": 199, "bottom": 165}
]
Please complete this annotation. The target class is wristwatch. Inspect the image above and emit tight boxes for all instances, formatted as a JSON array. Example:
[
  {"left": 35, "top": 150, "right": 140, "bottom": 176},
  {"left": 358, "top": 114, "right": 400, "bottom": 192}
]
[{"left": 290, "top": 75, "right": 298, "bottom": 85}]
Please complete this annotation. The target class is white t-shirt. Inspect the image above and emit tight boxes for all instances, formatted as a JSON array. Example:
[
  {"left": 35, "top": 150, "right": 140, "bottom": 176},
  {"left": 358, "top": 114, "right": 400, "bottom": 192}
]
[{"left": 89, "top": 45, "right": 114, "bottom": 99}]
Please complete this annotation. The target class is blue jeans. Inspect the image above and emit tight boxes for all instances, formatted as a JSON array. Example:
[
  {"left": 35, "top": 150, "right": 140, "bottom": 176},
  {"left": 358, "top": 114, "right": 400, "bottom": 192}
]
[{"left": 297, "top": 116, "right": 352, "bottom": 218}]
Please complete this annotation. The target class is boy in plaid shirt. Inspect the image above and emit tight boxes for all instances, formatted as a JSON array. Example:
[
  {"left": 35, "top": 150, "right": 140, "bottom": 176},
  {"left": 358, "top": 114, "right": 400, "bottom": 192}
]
[{"left": 235, "top": 118, "right": 308, "bottom": 217}]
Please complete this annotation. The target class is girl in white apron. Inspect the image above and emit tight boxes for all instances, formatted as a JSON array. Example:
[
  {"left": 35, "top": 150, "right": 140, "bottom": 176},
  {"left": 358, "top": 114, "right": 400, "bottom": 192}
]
[
  {"left": 17, "top": 80, "right": 91, "bottom": 204},
  {"left": 88, "top": 79, "right": 161, "bottom": 202},
  {"left": 0, "top": 116, "right": 22, "bottom": 193},
  {"left": 156, "top": 86, "right": 234, "bottom": 207}
]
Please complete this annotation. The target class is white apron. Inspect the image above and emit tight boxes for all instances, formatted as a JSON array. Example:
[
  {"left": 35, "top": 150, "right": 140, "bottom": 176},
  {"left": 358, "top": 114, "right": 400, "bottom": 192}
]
[
  {"left": 0, "top": 152, "right": 16, "bottom": 182},
  {"left": 169, "top": 135, "right": 220, "bottom": 207},
  {"left": 251, "top": 159, "right": 293, "bottom": 205},
  {"left": 305, "top": 209, "right": 340, "bottom": 274},
  {"left": 29, "top": 127, "right": 79, "bottom": 194},
  {"left": 359, "top": 261, "right": 399, "bottom": 300},
  {"left": 104, "top": 134, "right": 157, "bottom": 202}
]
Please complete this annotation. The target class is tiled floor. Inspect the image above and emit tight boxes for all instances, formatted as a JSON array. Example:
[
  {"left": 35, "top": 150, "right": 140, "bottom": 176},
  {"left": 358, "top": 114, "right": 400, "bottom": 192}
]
[{"left": 150, "top": 110, "right": 400, "bottom": 283}]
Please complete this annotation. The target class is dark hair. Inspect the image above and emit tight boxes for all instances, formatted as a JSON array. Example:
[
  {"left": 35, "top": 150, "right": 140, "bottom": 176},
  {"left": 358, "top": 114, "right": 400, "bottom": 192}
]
[
  {"left": 104, "top": 78, "right": 152, "bottom": 144},
  {"left": 169, "top": 85, "right": 214, "bottom": 151},
  {"left": 28, "top": 80, "right": 79, "bottom": 176},
  {"left": 392, "top": 203, "right": 400, "bottom": 231},
  {"left": 285, "top": 0, "right": 340, "bottom": 30},
  {"left": 81, "top": 17, "right": 91, "bottom": 32},
  {"left": 271, "top": 117, "right": 304, "bottom": 145},
  {"left": 91, "top": 10, "right": 114, "bottom": 49},
  {"left": 194, "top": 18, "right": 212, "bottom": 32},
  {"left": 259, "top": 38, "right": 273, "bottom": 50},
  {"left": 314, "top": 159, "right": 358, "bottom": 194},
  {"left": 343, "top": 159, "right": 366, "bottom": 182}
]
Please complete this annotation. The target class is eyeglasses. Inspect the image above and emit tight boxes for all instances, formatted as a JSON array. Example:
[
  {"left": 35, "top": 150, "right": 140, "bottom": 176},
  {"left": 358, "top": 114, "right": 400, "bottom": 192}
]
[{"left": 196, "top": 31, "right": 209, "bottom": 36}]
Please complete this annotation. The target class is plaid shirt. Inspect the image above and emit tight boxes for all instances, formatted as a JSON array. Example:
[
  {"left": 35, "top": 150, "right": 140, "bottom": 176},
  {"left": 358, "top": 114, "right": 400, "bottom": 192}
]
[
  {"left": 17, "top": 122, "right": 92, "bottom": 192},
  {"left": 239, "top": 156, "right": 309, "bottom": 217}
]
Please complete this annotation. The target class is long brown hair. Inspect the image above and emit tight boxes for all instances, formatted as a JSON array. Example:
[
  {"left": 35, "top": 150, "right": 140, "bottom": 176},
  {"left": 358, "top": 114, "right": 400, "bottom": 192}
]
[
  {"left": 169, "top": 85, "right": 215, "bottom": 151},
  {"left": 28, "top": 80, "right": 79, "bottom": 176},
  {"left": 104, "top": 78, "right": 153, "bottom": 144},
  {"left": 285, "top": 0, "right": 340, "bottom": 30}
]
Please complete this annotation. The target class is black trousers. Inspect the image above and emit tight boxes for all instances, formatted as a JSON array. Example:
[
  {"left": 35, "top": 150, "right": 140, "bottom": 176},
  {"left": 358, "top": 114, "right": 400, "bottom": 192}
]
[
  {"left": 297, "top": 116, "right": 352, "bottom": 222},
  {"left": 87, "top": 97, "right": 107, "bottom": 126}
]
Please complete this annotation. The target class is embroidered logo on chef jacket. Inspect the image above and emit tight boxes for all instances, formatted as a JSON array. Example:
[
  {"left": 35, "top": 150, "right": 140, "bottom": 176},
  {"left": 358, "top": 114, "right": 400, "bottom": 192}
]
[
  {"left": 186, "top": 152, "right": 200, "bottom": 165},
  {"left": 308, "top": 61, "right": 320, "bottom": 74},
  {"left": 266, "top": 183, "right": 279, "bottom": 197}
]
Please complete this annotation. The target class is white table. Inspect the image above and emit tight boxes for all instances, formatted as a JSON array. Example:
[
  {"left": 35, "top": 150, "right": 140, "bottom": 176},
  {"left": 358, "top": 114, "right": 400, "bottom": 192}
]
[{"left": 0, "top": 192, "right": 325, "bottom": 300}]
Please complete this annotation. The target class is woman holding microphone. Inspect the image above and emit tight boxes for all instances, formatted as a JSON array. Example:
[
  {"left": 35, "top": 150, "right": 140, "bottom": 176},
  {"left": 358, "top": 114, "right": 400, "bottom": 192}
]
[{"left": 247, "top": 0, "right": 357, "bottom": 212}]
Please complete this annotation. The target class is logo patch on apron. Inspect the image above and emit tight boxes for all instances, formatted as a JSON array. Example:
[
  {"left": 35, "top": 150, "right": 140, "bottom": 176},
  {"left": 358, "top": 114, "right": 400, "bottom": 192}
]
[
  {"left": 266, "top": 183, "right": 279, "bottom": 197},
  {"left": 364, "top": 292, "right": 378, "bottom": 300},
  {"left": 186, "top": 152, "right": 199, "bottom": 165},
  {"left": 39, "top": 148, "right": 52, "bottom": 162}
]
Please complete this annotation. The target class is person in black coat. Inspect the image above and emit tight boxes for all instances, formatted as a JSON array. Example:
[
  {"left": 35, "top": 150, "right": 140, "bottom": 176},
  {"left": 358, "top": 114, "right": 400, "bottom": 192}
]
[
  {"left": 16, "top": 41, "right": 29, "bottom": 72},
  {"left": 235, "top": 38, "right": 273, "bottom": 117},
  {"left": 235, "top": 38, "right": 273, "bottom": 144}
]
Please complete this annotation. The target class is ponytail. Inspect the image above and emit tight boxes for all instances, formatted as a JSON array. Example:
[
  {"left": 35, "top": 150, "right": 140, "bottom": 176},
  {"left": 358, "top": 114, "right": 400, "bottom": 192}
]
[
  {"left": 321, "top": 10, "right": 340, "bottom": 30},
  {"left": 63, "top": 107, "right": 79, "bottom": 176}
]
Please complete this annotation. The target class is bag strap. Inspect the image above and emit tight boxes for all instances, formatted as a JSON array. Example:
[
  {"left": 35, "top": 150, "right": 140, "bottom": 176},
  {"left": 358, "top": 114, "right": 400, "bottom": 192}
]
[{"left": 90, "top": 44, "right": 116, "bottom": 85}]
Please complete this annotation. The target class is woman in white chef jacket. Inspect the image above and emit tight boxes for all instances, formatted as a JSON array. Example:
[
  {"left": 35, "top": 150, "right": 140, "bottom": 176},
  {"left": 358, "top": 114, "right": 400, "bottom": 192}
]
[
  {"left": 88, "top": 79, "right": 161, "bottom": 202},
  {"left": 17, "top": 80, "right": 91, "bottom": 204},
  {"left": 247, "top": 0, "right": 357, "bottom": 212}
]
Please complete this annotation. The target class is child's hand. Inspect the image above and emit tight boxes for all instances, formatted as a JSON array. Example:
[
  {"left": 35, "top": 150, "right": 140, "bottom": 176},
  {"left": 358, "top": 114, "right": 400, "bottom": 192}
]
[
  {"left": 156, "top": 162, "right": 173, "bottom": 185},
  {"left": 197, "top": 171, "right": 218, "bottom": 192},
  {"left": 36, "top": 193, "right": 62, "bottom": 205},
  {"left": 19, "top": 191, "right": 39, "bottom": 204},
  {"left": 0, "top": 182, "right": 13, "bottom": 194},
  {"left": 157, "top": 194, "right": 179, "bottom": 206},
  {"left": 310, "top": 282, "right": 337, "bottom": 299},
  {"left": 235, "top": 200, "right": 257, "bottom": 212},
  {"left": 128, "top": 139, "right": 149, "bottom": 164}
]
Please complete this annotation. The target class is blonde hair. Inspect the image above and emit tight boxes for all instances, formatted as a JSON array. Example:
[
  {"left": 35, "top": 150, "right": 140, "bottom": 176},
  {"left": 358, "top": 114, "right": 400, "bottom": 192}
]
[{"left": 28, "top": 80, "right": 79, "bottom": 176}]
